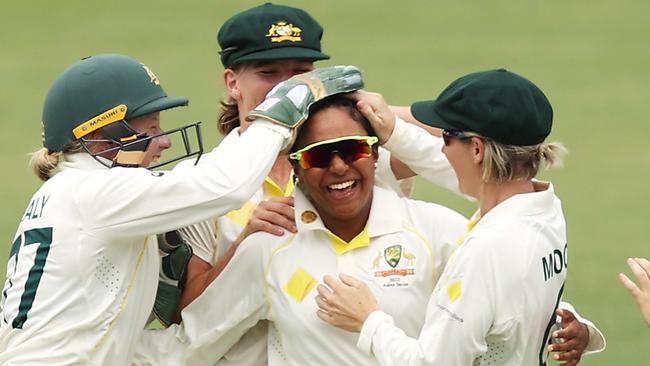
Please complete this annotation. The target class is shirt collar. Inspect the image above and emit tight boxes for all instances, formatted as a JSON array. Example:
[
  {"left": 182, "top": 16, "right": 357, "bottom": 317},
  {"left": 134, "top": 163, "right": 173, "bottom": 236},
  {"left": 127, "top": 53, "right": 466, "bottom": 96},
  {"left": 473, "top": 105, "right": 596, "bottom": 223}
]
[
  {"left": 56, "top": 153, "right": 111, "bottom": 173},
  {"left": 294, "top": 186, "right": 403, "bottom": 255},
  {"left": 264, "top": 173, "right": 295, "bottom": 197},
  {"left": 470, "top": 181, "right": 557, "bottom": 230}
]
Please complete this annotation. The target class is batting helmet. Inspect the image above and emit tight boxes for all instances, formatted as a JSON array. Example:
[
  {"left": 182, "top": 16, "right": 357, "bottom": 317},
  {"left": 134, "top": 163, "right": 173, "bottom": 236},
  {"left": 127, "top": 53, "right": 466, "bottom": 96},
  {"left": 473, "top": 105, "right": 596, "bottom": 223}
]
[{"left": 42, "top": 54, "right": 202, "bottom": 168}]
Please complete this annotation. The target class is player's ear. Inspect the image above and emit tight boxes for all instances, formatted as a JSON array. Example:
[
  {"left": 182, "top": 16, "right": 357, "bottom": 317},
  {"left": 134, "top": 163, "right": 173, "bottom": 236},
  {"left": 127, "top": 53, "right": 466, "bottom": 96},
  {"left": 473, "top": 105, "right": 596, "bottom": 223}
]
[
  {"left": 471, "top": 137, "right": 485, "bottom": 165},
  {"left": 223, "top": 68, "right": 240, "bottom": 100}
]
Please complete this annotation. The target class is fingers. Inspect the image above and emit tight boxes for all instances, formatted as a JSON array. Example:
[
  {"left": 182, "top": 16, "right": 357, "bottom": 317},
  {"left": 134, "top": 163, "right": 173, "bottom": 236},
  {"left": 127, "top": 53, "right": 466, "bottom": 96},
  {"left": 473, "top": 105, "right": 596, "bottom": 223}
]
[
  {"left": 619, "top": 272, "right": 641, "bottom": 297},
  {"left": 316, "top": 309, "right": 334, "bottom": 324},
  {"left": 315, "top": 290, "right": 331, "bottom": 312},
  {"left": 549, "top": 334, "right": 579, "bottom": 352},
  {"left": 246, "top": 198, "right": 296, "bottom": 236},
  {"left": 628, "top": 258, "right": 650, "bottom": 286},
  {"left": 322, "top": 274, "right": 345, "bottom": 293},
  {"left": 346, "top": 91, "right": 395, "bottom": 144},
  {"left": 339, "top": 272, "right": 364, "bottom": 288},
  {"left": 555, "top": 308, "right": 576, "bottom": 325},
  {"left": 552, "top": 349, "right": 581, "bottom": 365}
]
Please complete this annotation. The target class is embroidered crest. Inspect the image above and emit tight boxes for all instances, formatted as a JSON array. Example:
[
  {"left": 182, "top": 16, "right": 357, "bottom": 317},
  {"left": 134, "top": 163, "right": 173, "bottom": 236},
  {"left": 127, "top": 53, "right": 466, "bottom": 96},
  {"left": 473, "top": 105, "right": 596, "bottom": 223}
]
[
  {"left": 266, "top": 21, "right": 302, "bottom": 43},
  {"left": 383, "top": 245, "right": 402, "bottom": 268},
  {"left": 141, "top": 63, "right": 160, "bottom": 85}
]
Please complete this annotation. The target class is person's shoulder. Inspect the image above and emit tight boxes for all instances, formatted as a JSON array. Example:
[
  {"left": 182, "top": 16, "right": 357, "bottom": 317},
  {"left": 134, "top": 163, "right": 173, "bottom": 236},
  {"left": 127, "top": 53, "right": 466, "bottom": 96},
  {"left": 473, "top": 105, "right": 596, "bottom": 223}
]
[
  {"left": 237, "top": 230, "right": 296, "bottom": 258},
  {"left": 401, "top": 195, "right": 468, "bottom": 228}
]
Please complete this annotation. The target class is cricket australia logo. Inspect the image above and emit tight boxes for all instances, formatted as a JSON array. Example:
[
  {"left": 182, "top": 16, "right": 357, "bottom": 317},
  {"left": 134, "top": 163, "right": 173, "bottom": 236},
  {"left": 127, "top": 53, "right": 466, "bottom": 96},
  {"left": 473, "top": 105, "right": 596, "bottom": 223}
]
[
  {"left": 384, "top": 244, "right": 402, "bottom": 268},
  {"left": 266, "top": 21, "right": 302, "bottom": 43},
  {"left": 371, "top": 244, "right": 416, "bottom": 284}
]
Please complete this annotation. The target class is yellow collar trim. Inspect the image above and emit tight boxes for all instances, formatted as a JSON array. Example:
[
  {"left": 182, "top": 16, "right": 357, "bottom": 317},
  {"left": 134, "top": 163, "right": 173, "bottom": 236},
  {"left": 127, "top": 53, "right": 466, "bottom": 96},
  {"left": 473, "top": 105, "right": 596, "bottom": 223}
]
[
  {"left": 326, "top": 226, "right": 370, "bottom": 255},
  {"left": 264, "top": 173, "right": 295, "bottom": 197},
  {"left": 455, "top": 217, "right": 481, "bottom": 245}
]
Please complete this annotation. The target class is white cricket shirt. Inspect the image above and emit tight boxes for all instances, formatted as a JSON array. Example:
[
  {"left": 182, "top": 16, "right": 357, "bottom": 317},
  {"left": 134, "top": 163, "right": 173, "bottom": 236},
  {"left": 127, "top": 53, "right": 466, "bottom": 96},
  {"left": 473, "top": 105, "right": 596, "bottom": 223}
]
[
  {"left": 133, "top": 186, "right": 468, "bottom": 365},
  {"left": 0, "top": 122, "right": 289, "bottom": 365},
  {"left": 358, "top": 182, "right": 569, "bottom": 366}
]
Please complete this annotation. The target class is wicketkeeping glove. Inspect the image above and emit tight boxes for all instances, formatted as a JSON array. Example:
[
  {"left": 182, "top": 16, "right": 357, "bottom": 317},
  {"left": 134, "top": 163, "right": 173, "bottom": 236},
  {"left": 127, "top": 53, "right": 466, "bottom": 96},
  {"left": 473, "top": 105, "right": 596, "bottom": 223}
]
[
  {"left": 248, "top": 65, "right": 364, "bottom": 129},
  {"left": 153, "top": 231, "right": 193, "bottom": 327}
]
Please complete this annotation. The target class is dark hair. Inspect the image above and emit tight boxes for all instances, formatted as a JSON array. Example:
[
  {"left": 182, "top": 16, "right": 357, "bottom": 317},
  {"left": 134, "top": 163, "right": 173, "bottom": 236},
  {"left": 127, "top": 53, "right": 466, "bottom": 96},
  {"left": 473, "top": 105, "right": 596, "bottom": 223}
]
[{"left": 292, "top": 96, "right": 376, "bottom": 152}]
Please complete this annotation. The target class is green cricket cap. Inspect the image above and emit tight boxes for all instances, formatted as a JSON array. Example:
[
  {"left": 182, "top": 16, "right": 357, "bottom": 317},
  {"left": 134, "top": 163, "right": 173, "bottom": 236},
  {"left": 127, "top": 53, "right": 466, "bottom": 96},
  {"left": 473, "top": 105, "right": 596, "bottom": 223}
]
[
  {"left": 411, "top": 69, "right": 553, "bottom": 146},
  {"left": 217, "top": 3, "right": 329, "bottom": 68},
  {"left": 42, "top": 54, "right": 188, "bottom": 151}
]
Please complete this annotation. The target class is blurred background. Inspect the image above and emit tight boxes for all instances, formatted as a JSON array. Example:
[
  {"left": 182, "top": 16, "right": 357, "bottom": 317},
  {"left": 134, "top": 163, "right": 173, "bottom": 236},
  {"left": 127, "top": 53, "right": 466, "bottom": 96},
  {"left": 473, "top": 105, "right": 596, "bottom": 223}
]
[{"left": 1, "top": 1, "right": 648, "bottom": 363}]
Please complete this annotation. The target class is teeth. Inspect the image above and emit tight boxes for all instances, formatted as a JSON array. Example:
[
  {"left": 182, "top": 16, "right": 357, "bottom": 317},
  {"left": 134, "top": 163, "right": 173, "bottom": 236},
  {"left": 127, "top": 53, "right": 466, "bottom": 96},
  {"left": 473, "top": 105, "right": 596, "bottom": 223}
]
[{"left": 328, "top": 180, "right": 354, "bottom": 190}]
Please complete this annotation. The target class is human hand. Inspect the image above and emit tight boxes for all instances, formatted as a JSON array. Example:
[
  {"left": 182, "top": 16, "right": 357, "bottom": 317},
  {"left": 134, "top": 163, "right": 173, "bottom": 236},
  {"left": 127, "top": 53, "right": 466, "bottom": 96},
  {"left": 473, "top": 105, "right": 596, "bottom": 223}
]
[
  {"left": 348, "top": 90, "right": 396, "bottom": 144},
  {"left": 240, "top": 197, "right": 296, "bottom": 239},
  {"left": 248, "top": 65, "right": 364, "bottom": 129},
  {"left": 619, "top": 257, "right": 650, "bottom": 327},
  {"left": 315, "top": 273, "right": 379, "bottom": 332},
  {"left": 548, "top": 309, "right": 589, "bottom": 365}
]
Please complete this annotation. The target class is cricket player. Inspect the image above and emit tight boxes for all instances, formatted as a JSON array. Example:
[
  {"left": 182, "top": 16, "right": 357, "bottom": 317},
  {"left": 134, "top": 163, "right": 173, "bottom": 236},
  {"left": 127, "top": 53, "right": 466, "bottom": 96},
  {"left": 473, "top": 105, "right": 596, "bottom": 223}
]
[
  {"left": 165, "top": 4, "right": 432, "bottom": 365},
  {"left": 316, "top": 69, "right": 596, "bottom": 365},
  {"left": 0, "top": 54, "right": 360, "bottom": 364},
  {"left": 167, "top": 4, "right": 602, "bottom": 365},
  {"left": 134, "top": 96, "right": 468, "bottom": 365}
]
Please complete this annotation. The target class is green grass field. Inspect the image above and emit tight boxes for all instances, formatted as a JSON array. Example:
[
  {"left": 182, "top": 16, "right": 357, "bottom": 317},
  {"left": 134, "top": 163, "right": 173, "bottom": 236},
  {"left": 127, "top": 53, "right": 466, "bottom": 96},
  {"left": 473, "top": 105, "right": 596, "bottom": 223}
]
[{"left": 2, "top": 0, "right": 649, "bottom": 363}]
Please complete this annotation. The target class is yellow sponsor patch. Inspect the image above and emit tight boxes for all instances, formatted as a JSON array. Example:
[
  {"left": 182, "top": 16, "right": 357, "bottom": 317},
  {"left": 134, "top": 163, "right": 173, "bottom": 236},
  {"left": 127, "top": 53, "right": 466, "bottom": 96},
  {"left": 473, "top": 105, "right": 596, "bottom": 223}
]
[
  {"left": 283, "top": 267, "right": 318, "bottom": 303},
  {"left": 447, "top": 281, "right": 462, "bottom": 302},
  {"left": 73, "top": 104, "right": 127, "bottom": 138}
]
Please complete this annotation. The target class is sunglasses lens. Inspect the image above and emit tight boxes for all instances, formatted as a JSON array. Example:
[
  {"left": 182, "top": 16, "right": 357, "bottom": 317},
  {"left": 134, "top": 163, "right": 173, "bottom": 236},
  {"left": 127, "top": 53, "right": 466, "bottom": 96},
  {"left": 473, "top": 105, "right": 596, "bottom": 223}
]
[{"left": 300, "top": 139, "right": 373, "bottom": 169}]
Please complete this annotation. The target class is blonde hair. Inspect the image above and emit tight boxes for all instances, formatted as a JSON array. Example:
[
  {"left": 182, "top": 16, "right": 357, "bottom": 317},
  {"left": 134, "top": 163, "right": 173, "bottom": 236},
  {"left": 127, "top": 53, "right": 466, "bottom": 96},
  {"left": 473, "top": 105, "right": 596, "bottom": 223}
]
[
  {"left": 464, "top": 132, "right": 567, "bottom": 183},
  {"left": 217, "top": 96, "right": 240, "bottom": 135},
  {"left": 29, "top": 141, "right": 85, "bottom": 182}
]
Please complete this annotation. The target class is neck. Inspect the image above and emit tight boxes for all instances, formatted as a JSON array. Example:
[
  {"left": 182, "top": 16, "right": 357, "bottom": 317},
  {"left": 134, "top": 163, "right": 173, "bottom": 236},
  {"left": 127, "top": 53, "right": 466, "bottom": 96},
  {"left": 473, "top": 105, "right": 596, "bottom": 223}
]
[
  {"left": 268, "top": 155, "right": 293, "bottom": 190},
  {"left": 477, "top": 179, "right": 534, "bottom": 217},
  {"left": 322, "top": 215, "right": 368, "bottom": 243}
]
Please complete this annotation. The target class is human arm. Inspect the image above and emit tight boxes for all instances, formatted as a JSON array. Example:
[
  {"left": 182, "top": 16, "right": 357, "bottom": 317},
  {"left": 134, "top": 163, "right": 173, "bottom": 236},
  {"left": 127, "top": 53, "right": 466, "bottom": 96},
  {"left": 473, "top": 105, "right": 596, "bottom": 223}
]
[
  {"left": 317, "top": 240, "right": 495, "bottom": 365},
  {"left": 175, "top": 196, "right": 296, "bottom": 317},
  {"left": 390, "top": 105, "right": 441, "bottom": 137},
  {"left": 133, "top": 235, "right": 274, "bottom": 365},
  {"left": 619, "top": 257, "right": 650, "bottom": 326},
  {"left": 84, "top": 66, "right": 363, "bottom": 240},
  {"left": 351, "top": 91, "right": 460, "bottom": 194}
]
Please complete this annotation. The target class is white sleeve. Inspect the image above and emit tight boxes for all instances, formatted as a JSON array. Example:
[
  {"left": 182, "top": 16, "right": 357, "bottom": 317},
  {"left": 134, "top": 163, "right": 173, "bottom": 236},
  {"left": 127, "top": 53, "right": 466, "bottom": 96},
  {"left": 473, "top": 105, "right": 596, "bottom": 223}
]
[
  {"left": 132, "top": 234, "right": 274, "bottom": 365},
  {"left": 382, "top": 118, "right": 460, "bottom": 195},
  {"left": 374, "top": 147, "right": 414, "bottom": 197},
  {"left": 79, "top": 121, "right": 289, "bottom": 240},
  {"left": 358, "top": 239, "right": 494, "bottom": 365},
  {"left": 177, "top": 219, "right": 218, "bottom": 264},
  {"left": 557, "top": 301, "right": 606, "bottom": 354}
]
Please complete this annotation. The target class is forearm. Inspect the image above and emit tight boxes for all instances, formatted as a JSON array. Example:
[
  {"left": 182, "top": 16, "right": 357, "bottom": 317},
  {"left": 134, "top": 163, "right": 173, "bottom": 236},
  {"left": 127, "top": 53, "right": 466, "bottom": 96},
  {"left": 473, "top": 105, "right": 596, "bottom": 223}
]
[
  {"left": 87, "top": 121, "right": 289, "bottom": 239},
  {"left": 177, "top": 241, "right": 241, "bottom": 315},
  {"left": 382, "top": 118, "right": 459, "bottom": 194}
]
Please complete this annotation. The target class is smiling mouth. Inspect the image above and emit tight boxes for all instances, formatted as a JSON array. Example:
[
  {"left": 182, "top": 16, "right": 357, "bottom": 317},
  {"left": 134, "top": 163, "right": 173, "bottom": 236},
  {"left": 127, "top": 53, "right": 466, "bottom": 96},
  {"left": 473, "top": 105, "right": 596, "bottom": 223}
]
[
  {"left": 327, "top": 180, "right": 355, "bottom": 191},
  {"left": 325, "top": 179, "right": 359, "bottom": 200}
]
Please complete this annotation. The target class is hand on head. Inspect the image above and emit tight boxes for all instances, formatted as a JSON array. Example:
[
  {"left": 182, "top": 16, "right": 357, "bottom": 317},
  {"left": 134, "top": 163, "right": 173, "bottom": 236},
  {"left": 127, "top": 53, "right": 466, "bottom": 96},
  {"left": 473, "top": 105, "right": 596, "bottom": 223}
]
[{"left": 346, "top": 90, "right": 396, "bottom": 145}]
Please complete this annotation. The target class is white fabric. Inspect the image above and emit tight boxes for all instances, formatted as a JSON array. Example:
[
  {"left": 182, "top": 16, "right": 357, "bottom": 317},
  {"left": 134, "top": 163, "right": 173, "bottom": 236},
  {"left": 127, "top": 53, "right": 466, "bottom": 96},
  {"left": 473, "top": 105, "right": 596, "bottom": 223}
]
[
  {"left": 358, "top": 182, "right": 570, "bottom": 365},
  {"left": 0, "top": 122, "right": 288, "bottom": 365},
  {"left": 176, "top": 130, "right": 416, "bottom": 366},
  {"left": 133, "top": 186, "right": 468, "bottom": 365},
  {"left": 383, "top": 118, "right": 459, "bottom": 194},
  {"left": 381, "top": 119, "right": 605, "bottom": 357}
]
